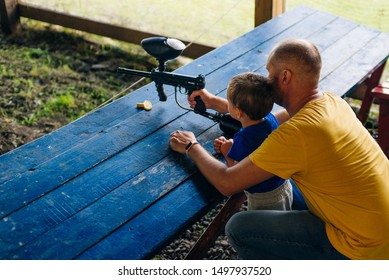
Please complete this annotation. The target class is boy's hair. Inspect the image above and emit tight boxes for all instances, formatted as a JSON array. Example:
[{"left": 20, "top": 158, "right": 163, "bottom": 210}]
[{"left": 227, "top": 72, "right": 274, "bottom": 120}]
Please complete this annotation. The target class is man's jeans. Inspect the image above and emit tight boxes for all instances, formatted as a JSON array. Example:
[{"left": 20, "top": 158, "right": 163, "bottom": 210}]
[{"left": 225, "top": 210, "right": 349, "bottom": 260}]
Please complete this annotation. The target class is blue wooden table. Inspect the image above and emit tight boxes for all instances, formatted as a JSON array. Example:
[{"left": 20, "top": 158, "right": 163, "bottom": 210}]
[{"left": 0, "top": 6, "right": 388, "bottom": 260}]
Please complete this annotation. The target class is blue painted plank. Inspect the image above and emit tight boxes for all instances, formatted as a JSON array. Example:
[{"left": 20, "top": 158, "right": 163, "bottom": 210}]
[
  {"left": 0, "top": 111, "right": 218, "bottom": 258},
  {"left": 320, "top": 31, "right": 389, "bottom": 95},
  {"left": 0, "top": 99, "right": 188, "bottom": 217},
  {"left": 319, "top": 25, "right": 381, "bottom": 82},
  {"left": 5, "top": 126, "right": 222, "bottom": 259},
  {"left": 76, "top": 173, "right": 221, "bottom": 260},
  {"left": 185, "top": 15, "right": 384, "bottom": 102}
]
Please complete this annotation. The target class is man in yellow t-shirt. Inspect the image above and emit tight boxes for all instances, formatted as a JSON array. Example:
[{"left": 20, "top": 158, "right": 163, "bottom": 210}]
[{"left": 169, "top": 38, "right": 389, "bottom": 259}]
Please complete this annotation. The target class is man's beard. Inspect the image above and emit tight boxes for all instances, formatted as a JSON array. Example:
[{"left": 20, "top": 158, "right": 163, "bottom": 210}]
[{"left": 272, "top": 76, "right": 283, "bottom": 106}]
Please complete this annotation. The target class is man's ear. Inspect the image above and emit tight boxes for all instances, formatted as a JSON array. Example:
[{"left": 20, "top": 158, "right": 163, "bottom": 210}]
[{"left": 282, "top": 69, "right": 292, "bottom": 84}]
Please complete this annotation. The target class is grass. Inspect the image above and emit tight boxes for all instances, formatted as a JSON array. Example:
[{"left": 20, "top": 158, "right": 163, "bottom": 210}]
[{"left": 0, "top": 22, "right": 161, "bottom": 153}]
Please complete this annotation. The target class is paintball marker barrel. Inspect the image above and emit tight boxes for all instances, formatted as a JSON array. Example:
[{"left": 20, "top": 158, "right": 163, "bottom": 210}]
[
  {"left": 117, "top": 67, "right": 206, "bottom": 112},
  {"left": 117, "top": 67, "right": 205, "bottom": 91}
]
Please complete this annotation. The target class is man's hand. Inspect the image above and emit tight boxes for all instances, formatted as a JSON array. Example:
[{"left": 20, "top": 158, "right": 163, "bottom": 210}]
[{"left": 169, "top": 130, "right": 197, "bottom": 154}]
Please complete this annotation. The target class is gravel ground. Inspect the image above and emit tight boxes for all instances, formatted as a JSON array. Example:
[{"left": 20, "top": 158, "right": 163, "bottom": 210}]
[{"left": 154, "top": 199, "right": 247, "bottom": 260}]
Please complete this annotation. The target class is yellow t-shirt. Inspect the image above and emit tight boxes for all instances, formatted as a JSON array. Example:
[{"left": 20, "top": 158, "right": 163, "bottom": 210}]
[{"left": 249, "top": 92, "right": 389, "bottom": 259}]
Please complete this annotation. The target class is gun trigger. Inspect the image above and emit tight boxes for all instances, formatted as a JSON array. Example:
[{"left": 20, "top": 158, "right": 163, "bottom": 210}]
[{"left": 178, "top": 86, "right": 186, "bottom": 94}]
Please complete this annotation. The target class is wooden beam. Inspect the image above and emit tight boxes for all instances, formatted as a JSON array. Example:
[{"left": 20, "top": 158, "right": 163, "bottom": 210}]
[
  {"left": 0, "top": 0, "right": 21, "bottom": 34},
  {"left": 255, "top": 0, "right": 273, "bottom": 26},
  {"left": 254, "top": 0, "right": 285, "bottom": 26},
  {"left": 185, "top": 193, "right": 247, "bottom": 260},
  {"left": 273, "top": 0, "right": 286, "bottom": 16},
  {"left": 17, "top": 2, "right": 214, "bottom": 59}
]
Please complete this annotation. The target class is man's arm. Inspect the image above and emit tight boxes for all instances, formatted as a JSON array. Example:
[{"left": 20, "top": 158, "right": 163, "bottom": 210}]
[
  {"left": 274, "top": 109, "right": 290, "bottom": 125},
  {"left": 169, "top": 130, "right": 274, "bottom": 196}
]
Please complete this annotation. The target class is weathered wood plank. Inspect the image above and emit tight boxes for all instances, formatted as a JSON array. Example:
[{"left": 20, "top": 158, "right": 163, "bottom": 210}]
[
  {"left": 0, "top": 103, "right": 214, "bottom": 217},
  {"left": 0, "top": 101, "right": 190, "bottom": 217},
  {"left": 4, "top": 126, "right": 222, "bottom": 259},
  {"left": 182, "top": 9, "right": 345, "bottom": 98},
  {"left": 0, "top": 100, "right": 219, "bottom": 254},
  {"left": 320, "top": 31, "right": 389, "bottom": 96},
  {"left": 76, "top": 171, "right": 221, "bottom": 260}
]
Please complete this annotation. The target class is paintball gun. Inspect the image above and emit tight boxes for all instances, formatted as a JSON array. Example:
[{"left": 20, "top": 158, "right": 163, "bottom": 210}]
[{"left": 117, "top": 37, "right": 241, "bottom": 137}]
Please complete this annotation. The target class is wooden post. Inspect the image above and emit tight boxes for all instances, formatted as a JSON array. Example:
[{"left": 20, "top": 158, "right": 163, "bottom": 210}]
[
  {"left": 255, "top": 0, "right": 286, "bottom": 26},
  {"left": 0, "top": 0, "right": 21, "bottom": 34}
]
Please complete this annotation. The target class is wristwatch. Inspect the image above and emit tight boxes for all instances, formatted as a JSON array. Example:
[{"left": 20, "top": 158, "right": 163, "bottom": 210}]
[{"left": 185, "top": 141, "right": 199, "bottom": 154}]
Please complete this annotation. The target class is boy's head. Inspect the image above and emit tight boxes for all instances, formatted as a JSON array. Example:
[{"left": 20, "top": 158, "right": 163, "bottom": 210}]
[{"left": 227, "top": 72, "right": 274, "bottom": 121}]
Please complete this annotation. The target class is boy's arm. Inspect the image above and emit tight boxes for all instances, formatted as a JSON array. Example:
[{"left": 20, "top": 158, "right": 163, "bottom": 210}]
[{"left": 220, "top": 140, "right": 237, "bottom": 167}]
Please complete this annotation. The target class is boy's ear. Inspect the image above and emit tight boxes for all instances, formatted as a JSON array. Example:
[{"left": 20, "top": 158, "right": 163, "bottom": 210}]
[{"left": 237, "top": 108, "right": 244, "bottom": 119}]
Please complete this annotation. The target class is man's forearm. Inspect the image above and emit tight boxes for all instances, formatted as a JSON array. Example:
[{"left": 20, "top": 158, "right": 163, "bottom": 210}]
[
  {"left": 274, "top": 109, "right": 289, "bottom": 125},
  {"left": 186, "top": 143, "right": 272, "bottom": 196},
  {"left": 169, "top": 130, "right": 274, "bottom": 196},
  {"left": 186, "top": 143, "right": 231, "bottom": 195}
]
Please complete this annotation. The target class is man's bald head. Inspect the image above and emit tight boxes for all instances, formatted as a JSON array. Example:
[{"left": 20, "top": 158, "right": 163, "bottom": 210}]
[{"left": 268, "top": 38, "right": 322, "bottom": 83}]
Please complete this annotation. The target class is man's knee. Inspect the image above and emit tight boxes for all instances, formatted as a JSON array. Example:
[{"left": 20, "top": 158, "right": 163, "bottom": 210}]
[{"left": 225, "top": 211, "right": 249, "bottom": 242}]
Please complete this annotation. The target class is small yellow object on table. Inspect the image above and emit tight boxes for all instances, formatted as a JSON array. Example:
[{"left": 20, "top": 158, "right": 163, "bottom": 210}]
[{"left": 136, "top": 100, "right": 152, "bottom": 111}]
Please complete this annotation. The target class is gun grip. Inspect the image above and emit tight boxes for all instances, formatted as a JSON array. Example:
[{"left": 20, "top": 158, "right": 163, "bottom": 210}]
[
  {"left": 194, "top": 96, "right": 206, "bottom": 113},
  {"left": 156, "top": 83, "right": 167, "bottom": 101}
]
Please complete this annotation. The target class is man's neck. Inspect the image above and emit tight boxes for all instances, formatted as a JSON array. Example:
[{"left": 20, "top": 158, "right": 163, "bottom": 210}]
[{"left": 287, "top": 90, "right": 323, "bottom": 117}]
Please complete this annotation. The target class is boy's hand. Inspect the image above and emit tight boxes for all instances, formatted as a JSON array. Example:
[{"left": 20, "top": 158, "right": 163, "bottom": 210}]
[
  {"left": 214, "top": 137, "right": 233, "bottom": 157},
  {"left": 213, "top": 136, "right": 227, "bottom": 154},
  {"left": 220, "top": 139, "right": 233, "bottom": 157}
]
